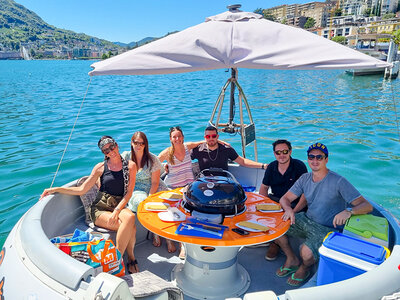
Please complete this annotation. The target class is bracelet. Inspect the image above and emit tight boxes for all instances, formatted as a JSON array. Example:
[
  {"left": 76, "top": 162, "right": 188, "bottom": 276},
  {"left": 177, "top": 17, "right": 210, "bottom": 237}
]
[{"left": 114, "top": 207, "right": 121, "bottom": 212}]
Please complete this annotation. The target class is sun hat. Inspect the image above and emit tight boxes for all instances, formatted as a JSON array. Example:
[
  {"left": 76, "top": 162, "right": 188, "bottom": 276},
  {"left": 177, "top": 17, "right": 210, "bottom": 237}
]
[{"left": 307, "top": 142, "right": 328, "bottom": 157}]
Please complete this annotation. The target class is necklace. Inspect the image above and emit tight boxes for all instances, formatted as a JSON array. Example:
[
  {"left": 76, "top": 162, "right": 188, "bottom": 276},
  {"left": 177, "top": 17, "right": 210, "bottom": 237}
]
[{"left": 207, "top": 144, "right": 219, "bottom": 161}]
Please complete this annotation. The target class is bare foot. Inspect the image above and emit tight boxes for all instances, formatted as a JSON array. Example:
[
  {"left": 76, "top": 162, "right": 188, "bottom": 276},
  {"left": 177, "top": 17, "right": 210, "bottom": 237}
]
[
  {"left": 179, "top": 244, "right": 186, "bottom": 259},
  {"left": 152, "top": 234, "right": 161, "bottom": 247},
  {"left": 265, "top": 242, "right": 280, "bottom": 261},
  {"left": 166, "top": 239, "right": 176, "bottom": 253}
]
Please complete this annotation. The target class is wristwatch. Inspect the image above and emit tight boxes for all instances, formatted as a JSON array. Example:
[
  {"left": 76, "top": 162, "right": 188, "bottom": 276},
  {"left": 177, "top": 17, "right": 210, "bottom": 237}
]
[
  {"left": 261, "top": 164, "right": 265, "bottom": 170},
  {"left": 346, "top": 207, "right": 353, "bottom": 215}
]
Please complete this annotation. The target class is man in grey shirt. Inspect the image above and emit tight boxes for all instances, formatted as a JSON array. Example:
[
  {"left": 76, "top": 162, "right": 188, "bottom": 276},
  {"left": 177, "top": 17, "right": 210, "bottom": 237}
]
[{"left": 274, "top": 142, "right": 373, "bottom": 286}]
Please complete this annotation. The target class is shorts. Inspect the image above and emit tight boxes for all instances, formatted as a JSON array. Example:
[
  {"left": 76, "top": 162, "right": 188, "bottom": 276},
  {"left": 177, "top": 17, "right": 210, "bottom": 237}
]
[
  {"left": 90, "top": 191, "right": 122, "bottom": 223},
  {"left": 286, "top": 212, "right": 337, "bottom": 261}
]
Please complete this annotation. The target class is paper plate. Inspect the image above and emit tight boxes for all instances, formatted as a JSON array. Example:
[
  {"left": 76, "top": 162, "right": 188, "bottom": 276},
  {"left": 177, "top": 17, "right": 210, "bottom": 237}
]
[
  {"left": 259, "top": 208, "right": 283, "bottom": 213},
  {"left": 158, "top": 192, "right": 182, "bottom": 201},
  {"left": 235, "top": 221, "right": 268, "bottom": 232},
  {"left": 158, "top": 207, "right": 186, "bottom": 222},
  {"left": 144, "top": 202, "right": 170, "bottom": 211}
]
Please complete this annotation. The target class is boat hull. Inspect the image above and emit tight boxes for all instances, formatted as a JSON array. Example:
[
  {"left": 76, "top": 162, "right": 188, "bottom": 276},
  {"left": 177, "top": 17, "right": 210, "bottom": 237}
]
[{"left": 1, "top": 166, "right": 400, "bottom": 299}]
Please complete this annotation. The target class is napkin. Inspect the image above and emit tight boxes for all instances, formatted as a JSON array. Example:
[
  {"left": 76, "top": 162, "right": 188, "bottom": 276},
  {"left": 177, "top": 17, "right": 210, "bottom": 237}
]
[
  {"left": 160, "top": 192, "right": 182, "bottom": 200},
  {"left": 144, "top": 203, "right": 169, "bottom": 210},
  {"left": 256, "top": 203, "right": 281, "bottom": 211},
  {"left": 237, "top": 221, "right": 269, "bottom": 232}
]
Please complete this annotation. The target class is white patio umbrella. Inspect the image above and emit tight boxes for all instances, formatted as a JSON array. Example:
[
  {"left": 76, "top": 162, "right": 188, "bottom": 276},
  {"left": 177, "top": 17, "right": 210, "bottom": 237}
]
[{"left": 89, "top": 7, "right": 390, "bottom": 76}]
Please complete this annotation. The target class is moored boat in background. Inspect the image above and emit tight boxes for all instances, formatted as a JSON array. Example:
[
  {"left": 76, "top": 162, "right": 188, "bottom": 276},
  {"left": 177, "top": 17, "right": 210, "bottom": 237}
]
[{"left": 346, "top": 33, "right": 399, "bottom": 78}]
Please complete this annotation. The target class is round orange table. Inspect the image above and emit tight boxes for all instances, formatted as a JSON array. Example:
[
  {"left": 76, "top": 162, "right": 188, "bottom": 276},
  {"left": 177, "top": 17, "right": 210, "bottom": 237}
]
[{"left": 137, "top": 189, "right": 290, "bottom": 300}]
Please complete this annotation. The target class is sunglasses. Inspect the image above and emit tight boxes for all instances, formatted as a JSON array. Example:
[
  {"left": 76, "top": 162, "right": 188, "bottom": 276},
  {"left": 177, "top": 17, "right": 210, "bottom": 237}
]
[
  {"left": 275, "top": 149, "right": 289, "bottom": 155},
  {"left": 133, "top": 141, "right": 145, "bottom": 146},
  {"left": 205, "top": 134, "right": 218, "bottom": 139},
  {"left": 102, "top": 143, "right": 116, "bottom": 154},
  {"left": 308, "top": 154, "right": 325, "bottom": 161}
]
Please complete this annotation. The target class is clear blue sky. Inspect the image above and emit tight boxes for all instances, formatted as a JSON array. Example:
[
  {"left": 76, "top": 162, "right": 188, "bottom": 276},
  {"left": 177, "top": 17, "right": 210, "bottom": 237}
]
[{"left": 15, "top": 0, "right": 311, "bottom": 43}]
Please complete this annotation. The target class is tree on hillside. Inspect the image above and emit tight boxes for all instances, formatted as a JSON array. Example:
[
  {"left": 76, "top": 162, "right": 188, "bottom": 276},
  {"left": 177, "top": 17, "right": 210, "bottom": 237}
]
[
  {"left": 393, "top": 29, "right": 400, "bottom": 45},
  {"left": 263, "top": 10, "right": 276, "bottom": 21},
  {"left": 254, "top": 8, "right": 263, "bottom": 15},
  {"left": 362, "top": 8, "right": 372, "bottom": 16},
  {"left": 382, "top": 13, "right": 396, "bottom": 19},
  {"left": 374, "top": 0, "right": 382, "bottom": 16},
  {"left": 332, "top": 36, "right": 347, "bottom": 45},
  {"left": 334, "top": 8, "right": 342, "bottom": 16},
  {"left": 304, "top": 18, "right": 316, "bottom": 29}
]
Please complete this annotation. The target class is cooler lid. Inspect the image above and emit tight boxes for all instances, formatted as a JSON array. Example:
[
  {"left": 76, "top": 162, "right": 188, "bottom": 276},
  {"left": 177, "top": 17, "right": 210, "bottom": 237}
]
[
  {"left": 323, "top": 232, "right": 386, "bottom": 265},
  {"left": 344, "top": 214, "right": 388, "bottom": 242}
]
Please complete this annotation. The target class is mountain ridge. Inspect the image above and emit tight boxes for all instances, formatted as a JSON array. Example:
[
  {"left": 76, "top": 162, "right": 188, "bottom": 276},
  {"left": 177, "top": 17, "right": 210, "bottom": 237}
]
[{"left": 0, "top": 0, "right": 159, "bottom": 58}]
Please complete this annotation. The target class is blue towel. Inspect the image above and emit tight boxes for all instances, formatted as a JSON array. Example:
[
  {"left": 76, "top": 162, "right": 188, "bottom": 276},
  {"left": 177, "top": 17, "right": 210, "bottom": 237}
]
[{"left": 50, "top": 229, "right": 94, "bottom": 244}]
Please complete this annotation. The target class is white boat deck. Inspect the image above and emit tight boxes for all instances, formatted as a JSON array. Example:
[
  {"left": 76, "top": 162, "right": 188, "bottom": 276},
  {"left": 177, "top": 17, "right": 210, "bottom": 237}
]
[{"left": 133, "top": 233, "right": 311, "bottom": 299}]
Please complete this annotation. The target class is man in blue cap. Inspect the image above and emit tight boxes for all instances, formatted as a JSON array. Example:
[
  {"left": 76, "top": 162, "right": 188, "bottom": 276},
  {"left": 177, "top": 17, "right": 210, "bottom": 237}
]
[{"left": 272, "top": 142, "right": 373, "bottom": 286}]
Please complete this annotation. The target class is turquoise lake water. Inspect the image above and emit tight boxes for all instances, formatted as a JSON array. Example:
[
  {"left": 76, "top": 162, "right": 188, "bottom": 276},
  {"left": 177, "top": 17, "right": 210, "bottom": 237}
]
[{"left": 1, "top": 60, "right": 399, "bottom": 247}]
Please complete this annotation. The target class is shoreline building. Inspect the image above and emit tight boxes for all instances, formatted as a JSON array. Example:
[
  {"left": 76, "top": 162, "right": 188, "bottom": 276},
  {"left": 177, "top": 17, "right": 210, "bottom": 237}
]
[
  {"left": 339, "top": 0, "right": 398, "bottom": 15},
  {"left": 265, "top": 1, "right": 338, "bottom": 28}
]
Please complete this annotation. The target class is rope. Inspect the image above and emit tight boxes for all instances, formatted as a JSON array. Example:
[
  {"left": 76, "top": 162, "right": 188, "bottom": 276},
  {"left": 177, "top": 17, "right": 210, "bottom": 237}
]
[
  {"left": 390, "top": 83, "right": 400, "bottom": 142},
  {"left": 49, "top": 77, "right": 93, "bottom": 188}
]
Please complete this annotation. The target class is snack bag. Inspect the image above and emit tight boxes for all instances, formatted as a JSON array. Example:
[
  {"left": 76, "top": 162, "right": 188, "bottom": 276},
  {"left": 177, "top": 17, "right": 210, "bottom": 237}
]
[{"left": 85, "top": 239, "right": 125, "bottom": 277}]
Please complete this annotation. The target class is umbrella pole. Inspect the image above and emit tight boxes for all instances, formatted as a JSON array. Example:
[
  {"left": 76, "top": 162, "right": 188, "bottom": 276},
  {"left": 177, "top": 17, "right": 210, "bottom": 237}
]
[{"left": 229, "top": 68, "right": 236, "bottom": 129}]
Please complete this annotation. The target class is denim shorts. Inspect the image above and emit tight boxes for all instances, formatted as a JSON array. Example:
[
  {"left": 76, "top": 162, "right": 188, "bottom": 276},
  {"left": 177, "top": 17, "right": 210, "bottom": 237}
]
[{"left": 287, "top": 212, "right": 337, "bottom": 261}]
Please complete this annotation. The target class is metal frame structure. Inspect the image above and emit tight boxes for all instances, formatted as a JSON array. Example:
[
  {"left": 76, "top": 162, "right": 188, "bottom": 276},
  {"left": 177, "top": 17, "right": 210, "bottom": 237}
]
[{"left": 208, "top": 68, "right": 258, "bottom": 160}]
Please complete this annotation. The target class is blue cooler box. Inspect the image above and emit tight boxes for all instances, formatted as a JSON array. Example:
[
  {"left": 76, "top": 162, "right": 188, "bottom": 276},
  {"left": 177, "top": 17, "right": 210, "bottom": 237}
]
[{"left": 317, "top": 232, "right": 387, "bottom": 286}]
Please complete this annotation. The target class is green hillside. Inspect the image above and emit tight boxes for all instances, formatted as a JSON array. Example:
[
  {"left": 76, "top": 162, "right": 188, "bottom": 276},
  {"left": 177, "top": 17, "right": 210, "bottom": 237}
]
[{"left": 0, "top": 0, "right": 121, "bottom": 58}]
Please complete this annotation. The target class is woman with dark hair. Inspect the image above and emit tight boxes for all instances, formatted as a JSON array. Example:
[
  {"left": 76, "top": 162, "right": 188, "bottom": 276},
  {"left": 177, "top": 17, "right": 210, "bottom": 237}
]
[
  {"left": 41, "top": 136, "right": 139, "bottom": 273},
  {"left": 123, "top": 131, "right": 168, "bottom": 211},
  {"left": 121, "top": 132, "right": 173, "bottom": 250}
]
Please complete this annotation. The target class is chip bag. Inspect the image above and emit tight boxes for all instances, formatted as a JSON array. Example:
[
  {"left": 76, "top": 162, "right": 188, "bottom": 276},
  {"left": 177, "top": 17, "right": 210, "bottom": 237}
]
[{"left": 70, "top": 239, "right": 125, "bottom": 277}]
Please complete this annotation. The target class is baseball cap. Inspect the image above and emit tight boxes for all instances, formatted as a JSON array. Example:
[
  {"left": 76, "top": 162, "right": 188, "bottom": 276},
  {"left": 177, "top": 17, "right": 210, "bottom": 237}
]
[{"left": 307, "top": 142, "right": 328, "bottom": 157}]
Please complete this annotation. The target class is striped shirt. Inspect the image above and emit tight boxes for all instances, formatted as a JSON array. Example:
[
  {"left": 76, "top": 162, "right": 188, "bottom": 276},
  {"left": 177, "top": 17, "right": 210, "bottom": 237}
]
[{"left": 164, "top": 145, "right": 194, "bottom": 188}]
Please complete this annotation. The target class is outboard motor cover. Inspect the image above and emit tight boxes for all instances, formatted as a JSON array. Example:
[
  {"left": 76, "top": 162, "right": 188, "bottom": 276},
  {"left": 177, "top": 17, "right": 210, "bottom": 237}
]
[{"left": 183, "top": 168, "right": 247, "bottom": 216}]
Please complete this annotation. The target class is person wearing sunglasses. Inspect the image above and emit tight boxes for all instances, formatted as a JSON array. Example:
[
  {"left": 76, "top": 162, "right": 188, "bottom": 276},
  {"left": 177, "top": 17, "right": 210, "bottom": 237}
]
[
  {"left": 41, "top": 136, "right": 139, "bottom": 273},
  {"left": 121, "top": 132, "right": 170, "bottom": 250},
  {"left": 158, "top": 126, "right": 205, "bottom": 189},
  {"left": 158, "top": 126, "right": 209, "bottom": 257},
  {"left": 122, "top": 131, "right": 168, "bottom": 213},
  {"left": 191, "top": 125, "right": 267, "bottom": 171},
  {"left": 272, "top": 142, "right": 372, "bottom": 286},
  {"left": 259, "top": 139, "right": 308, "bottom": 261}
]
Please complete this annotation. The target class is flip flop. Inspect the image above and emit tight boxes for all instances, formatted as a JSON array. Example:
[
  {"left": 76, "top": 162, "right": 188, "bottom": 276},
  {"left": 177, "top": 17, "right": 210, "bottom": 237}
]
[
  {"left": 287, "top": 271, "right": 310, "bottom": 286},
  {"left": 276, "top": 265, "right": 299, "bottom": 278}
]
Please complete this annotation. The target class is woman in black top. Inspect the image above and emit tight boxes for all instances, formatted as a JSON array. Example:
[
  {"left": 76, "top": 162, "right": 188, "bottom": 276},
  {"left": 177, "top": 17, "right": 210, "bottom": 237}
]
[{"left": 41, "top": 136, "right": 139, "bottom": 273}]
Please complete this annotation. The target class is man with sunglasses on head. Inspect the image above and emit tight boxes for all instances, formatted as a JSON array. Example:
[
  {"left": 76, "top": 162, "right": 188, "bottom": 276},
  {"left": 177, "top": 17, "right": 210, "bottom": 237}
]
[
  {"left": 259, "top": 139, "right": 308, "bottom": 261},
  {"left": 191, "top": 125, "right": 266, "bottom": 171},
  {"left": 272, "top": 142, "right": 372, "bottom": 287}
]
